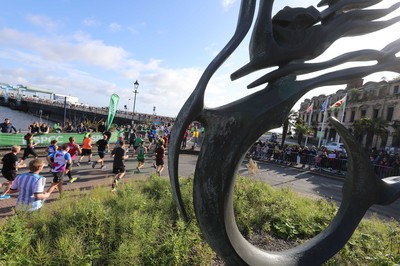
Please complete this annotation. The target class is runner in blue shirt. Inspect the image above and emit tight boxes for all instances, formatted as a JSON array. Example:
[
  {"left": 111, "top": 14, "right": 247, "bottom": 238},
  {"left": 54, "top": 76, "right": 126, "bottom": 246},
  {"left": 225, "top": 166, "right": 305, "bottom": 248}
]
[{"left": 9, "top": 159, "right": 52, "bottom": 212}]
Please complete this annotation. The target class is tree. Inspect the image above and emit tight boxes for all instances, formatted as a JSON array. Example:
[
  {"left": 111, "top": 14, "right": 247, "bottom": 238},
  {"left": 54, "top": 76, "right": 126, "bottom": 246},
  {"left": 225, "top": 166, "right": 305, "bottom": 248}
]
[
  {"left": 353, "top": 117, "right": 389, "bottom": 149},
  {"left": 390, "top": 120, "right": 400, "bottom": 147},
  {"left": 281, "top": 110, "right": 298, "bottom": 147},
  {"left": 294, "top": 119, "right": 313, "bottom": 146}
]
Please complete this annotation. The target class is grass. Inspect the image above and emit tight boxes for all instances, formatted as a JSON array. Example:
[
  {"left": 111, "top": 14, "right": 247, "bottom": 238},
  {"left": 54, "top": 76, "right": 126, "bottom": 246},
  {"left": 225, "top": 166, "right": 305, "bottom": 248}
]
[{"left": 0, "top": 174, "right": 399, "bottom": 265}]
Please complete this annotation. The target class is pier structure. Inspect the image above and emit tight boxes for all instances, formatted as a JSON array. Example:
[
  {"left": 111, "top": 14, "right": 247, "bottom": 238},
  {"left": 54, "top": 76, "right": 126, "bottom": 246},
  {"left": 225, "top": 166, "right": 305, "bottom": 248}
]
[{"left": 0, "top": 94, "right": 174, "bottom": 127}]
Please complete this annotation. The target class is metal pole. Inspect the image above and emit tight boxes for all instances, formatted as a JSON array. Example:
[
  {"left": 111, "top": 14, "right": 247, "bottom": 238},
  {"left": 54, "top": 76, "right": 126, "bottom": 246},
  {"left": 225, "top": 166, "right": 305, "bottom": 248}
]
[
  {"left": 131, "top": 80, "right": 139, "bottom": 126},
  {"left": 132, "top": 90, "right": 137, "bottom": 125}
]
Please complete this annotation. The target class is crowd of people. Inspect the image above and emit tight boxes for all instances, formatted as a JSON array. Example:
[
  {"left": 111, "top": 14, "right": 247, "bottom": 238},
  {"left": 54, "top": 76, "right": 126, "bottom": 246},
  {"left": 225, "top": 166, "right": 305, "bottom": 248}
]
[
  {"left": 249, "top": 138, "right": 400, "bottom": 178},
  {"left": 0, "top": 120, "right": 173, "bottom": 212}
]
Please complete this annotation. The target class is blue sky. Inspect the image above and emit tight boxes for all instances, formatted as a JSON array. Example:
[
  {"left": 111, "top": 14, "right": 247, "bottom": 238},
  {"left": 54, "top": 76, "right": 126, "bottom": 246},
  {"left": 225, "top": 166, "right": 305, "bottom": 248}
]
[{"left": 1, "top": 0, "right": 400, "bottom": 117}]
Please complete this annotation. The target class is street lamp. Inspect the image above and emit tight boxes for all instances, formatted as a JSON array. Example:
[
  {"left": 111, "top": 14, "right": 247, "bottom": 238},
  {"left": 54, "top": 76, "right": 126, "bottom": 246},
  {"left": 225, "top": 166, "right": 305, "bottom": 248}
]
[{"left": 131, "top": 80, "right": 139, "bottom": 125}]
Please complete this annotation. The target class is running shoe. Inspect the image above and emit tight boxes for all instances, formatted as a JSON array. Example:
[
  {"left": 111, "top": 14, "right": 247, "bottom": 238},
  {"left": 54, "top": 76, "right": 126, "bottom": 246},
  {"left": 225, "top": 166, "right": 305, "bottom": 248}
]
[
  {"left": 92, "top": 162, "right": 97, "bottom": 168},
  {"left": 153, "top": 163, "right": 156, "bottom": 169},
  {"left": 100, "top": 165, "right": 106, "bottom": 169},
  {"left": 0, "top": 194, "right": 11, "bottom": 200},
  {"left": 69, "top": 177, "right": 78, "bottom": 183},
  {"left": 88, "top": 161, "right": 91, "bottom": 165},
  {"left": 76, "top": 162, "right": 80, "bottom": 166},
  {"left": 136, "top": 167, "right": 140, "bottom": 173}
]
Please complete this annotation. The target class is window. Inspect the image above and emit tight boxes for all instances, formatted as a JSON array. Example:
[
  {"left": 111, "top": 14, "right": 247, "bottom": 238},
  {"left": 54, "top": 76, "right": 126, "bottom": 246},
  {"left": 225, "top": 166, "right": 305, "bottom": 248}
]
[
  {"left": 394, "top": 85, "right": 399, "bottom": 94},
  {"left": 361, "top": 110, "right": 367, "bottom": 117},
  {"left": 350, "top": 111, "right": 355, "bottom": 122},
  {"left": 373, "top": 109, "right": 379, "bottom": 119},
  {"left": 387, "top": 107, "right": 394, "bottom": 121}
]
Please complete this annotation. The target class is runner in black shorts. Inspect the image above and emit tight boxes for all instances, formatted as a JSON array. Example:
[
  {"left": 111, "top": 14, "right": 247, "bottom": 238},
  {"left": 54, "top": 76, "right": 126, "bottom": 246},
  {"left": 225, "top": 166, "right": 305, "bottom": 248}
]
[
  {"left": 111, "top": 140, "right": 128, "bottom": 191},
  {"left": 0, "top": 145, "right": 22, "bottom": 199},
  {"left": 18, "top": 133, "right": 38, "bottom": 166},
  {"left": 93, "top": 134, "right": 109, "bottom": 169}
]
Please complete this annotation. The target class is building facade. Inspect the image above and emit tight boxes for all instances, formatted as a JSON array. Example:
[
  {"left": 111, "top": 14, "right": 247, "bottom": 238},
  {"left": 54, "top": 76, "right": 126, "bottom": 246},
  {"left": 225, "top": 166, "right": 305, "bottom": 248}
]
[{"left": 299, "top": 78, "right": 400, "bottom": 150}]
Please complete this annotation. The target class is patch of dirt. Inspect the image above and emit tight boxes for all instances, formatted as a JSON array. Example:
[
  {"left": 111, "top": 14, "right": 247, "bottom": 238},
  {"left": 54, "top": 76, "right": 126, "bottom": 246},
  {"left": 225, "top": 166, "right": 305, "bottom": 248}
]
[{"left": 211, "top": 231, "right": 302, "bottom": 265}]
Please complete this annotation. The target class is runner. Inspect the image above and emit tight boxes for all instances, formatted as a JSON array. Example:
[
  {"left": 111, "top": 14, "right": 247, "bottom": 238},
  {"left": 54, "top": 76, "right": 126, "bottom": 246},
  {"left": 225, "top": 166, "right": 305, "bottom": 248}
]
[
  {"left": 111, "top": 140, "right": 129, "bottom": 192},
  {"left": 92, "top": 134, "right": 109, "bottom": 169},
  {"left": 67, "top": 136, "right": 81, "bottom": 182},
  {"left": 77, "top": 134, "right": 93, "bottom": 166},
  {"left": 8, "top": 159, "right": 52, "bottom": 212},
  {"left": 18, "top": 133, "right": 38, "bottom": 166},
  {"left": 0, "top": 145, "right": 23, "bottom": 199},
  {"left": 135, "top": 141, "right": 147, "bottom": 173},
  {"left": 47, "top": 143, "right": 72, "bottom": 197},
  {"left": 154, "top": 139, "right": 165, "bottom": 176}
]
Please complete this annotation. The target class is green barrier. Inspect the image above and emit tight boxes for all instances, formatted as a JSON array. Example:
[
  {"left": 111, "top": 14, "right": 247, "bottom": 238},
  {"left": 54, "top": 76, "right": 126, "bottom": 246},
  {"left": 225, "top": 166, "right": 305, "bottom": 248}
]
[{"left": 0, "top": 133, "right": 118, "bottom": 148}]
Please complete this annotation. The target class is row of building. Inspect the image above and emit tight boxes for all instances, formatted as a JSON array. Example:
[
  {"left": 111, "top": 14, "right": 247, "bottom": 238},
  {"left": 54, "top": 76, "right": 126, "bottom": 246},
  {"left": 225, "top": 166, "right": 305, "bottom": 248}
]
[{"left": 299, "top": 78, "right": 400, "bottom": 151}]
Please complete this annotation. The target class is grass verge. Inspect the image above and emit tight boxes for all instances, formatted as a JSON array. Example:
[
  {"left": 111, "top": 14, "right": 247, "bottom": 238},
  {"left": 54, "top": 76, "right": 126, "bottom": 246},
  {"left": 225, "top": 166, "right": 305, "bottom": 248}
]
[{"left": 0, "top": 175, "right": 399, "bottom": 265}]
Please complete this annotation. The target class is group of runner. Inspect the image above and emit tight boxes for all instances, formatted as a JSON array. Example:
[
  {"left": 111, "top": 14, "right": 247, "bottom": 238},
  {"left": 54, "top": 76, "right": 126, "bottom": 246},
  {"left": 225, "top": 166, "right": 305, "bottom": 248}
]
[{"left": 0, "top": 130, "right": 167, "bottom": 212}]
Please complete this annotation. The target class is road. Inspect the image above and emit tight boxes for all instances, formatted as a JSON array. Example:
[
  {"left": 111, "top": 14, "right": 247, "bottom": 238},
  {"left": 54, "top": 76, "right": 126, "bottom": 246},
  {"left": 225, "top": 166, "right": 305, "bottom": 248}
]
[
  {"left": 0, "top": 152, "right": 398, "bottom": 221},
  {"left": 177, "top": 154, "right": 400, "bottom": 221}
]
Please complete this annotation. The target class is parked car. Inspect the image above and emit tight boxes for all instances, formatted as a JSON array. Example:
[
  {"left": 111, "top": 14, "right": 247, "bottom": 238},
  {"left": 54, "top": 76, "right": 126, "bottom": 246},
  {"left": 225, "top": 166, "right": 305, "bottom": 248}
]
[{"left": 325, "top": 142, "right": 345, "bottom": 152}]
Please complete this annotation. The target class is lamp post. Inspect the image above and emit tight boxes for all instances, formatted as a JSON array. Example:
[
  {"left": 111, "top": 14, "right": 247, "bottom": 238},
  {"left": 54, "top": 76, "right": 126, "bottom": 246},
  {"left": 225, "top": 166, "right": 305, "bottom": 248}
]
[{"left": 131, "top": 80, "right": 139, "bottom": 125}]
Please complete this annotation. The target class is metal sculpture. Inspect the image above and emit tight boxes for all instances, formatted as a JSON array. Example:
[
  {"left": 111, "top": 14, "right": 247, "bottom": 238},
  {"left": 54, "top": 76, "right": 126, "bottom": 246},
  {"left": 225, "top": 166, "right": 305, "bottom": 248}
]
[{"left": 168, "top": 0, "right": 400, "bottom": 265}]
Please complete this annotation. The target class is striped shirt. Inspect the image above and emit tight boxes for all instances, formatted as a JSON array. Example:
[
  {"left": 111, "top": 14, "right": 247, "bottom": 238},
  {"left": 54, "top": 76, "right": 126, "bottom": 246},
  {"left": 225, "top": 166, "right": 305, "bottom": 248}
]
[{"left": 10, "top": 172, "right": 46, "bottom": 211}]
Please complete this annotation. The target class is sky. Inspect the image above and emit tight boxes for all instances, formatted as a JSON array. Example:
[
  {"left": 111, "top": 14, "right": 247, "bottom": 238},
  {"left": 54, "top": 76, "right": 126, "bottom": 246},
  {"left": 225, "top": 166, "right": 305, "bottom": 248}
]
[{"left": 1, "top": 0, "right": 400, "bottom": 118}]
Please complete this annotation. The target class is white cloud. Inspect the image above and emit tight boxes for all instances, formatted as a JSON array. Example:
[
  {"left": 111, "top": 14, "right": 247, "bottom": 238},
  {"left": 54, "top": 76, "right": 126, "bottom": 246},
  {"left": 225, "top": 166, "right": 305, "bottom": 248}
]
[
  {"left": 82, "top": 18, "right": 99, "bottom": 27},
  {"left": 221, "top": 0, "right": 237, "bottom": 10},
  {"left": 26, "top": 15, "right": 58, "bottom": 31},
  {"left": 108, "top": 22, "right": 122, "bottom": 32}
]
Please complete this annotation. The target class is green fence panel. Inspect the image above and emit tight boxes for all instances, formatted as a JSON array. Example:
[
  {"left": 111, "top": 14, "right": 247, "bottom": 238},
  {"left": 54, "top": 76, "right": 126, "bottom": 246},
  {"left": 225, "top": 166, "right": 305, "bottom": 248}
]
[{"left": 0, "top": 133, "right": 118, "bottom": 148}]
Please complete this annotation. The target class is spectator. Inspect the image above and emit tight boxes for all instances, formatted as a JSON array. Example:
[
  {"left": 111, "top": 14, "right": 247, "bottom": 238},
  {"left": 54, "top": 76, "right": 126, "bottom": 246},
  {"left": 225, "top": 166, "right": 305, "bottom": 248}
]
[
  {"left": 182, "top": 129, "right": 189, "bottom": 149},
  {"left": 97, "top": 121, "right": 106, "bottom": 133},
  {"left": 8, "top": 159, "right": 52, "bottom": 212},
  {"left": 39, "top": 122, "right": 49, "bottom": 134},
  {"left": 64, "top": 122, "right": 74, "bottom": 133},
  {"left": 28, "top": 121, "right": 40, "bottom": 134},
  {"left": 53, "top": 122, "right": 62, "bottom": 133},
  {"left": 0, "top": 118, "right": 17, "bottom": 133},
  {"left": 76, "top": 122, "right": 87, "bottom": 134}
]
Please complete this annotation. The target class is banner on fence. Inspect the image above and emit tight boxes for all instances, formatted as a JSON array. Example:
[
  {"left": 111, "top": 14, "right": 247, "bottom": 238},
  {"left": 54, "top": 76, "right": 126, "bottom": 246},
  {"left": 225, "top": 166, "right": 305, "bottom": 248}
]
[{"left": 0, "top": 133, "right": 118, "bottom": 148}]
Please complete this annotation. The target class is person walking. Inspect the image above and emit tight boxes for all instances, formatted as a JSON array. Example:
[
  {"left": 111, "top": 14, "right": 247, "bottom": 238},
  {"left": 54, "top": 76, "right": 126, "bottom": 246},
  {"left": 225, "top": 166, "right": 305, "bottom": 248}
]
[
  {"left": 0, "top": 118, "right": 17, "bottom": 133},
  {"left": 77, "top": 134, "right": 93, "bottom": 166},
  {"left": 111, "top": 140, "right": 129, "bottom": 191},
  {"left": 154, "top": 139, "right": 165, "bottom": 176},
  {"left": 8, "top": 159, "right": 52, "bottom": 212},
  {"left": 135, "top": 141, "right": 147, "bottom": 173},
  {"left": 0, "top": 145, "right": 23, "bottom": 199},
  {"left": 181, "top": 129, "right": 189, "bottom": 149},
  {"left": 47, "top": 143, "right": 72, "bottom": 197},
  {"left": 191, "top": 128, "right": 199, "bottom": 150},
  {"left": 92, "top": 134, "right": 109, "bottom": 169}
]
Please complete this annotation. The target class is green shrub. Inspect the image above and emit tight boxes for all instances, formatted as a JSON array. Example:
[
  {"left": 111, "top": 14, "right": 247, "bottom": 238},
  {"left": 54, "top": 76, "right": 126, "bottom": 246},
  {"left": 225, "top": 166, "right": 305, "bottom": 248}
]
[{"left": 0, "top": 174, "right": 399, "bottom": 265}]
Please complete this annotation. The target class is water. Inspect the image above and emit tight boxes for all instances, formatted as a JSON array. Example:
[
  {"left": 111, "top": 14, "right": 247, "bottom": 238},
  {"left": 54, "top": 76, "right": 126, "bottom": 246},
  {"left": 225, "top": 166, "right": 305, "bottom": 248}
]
[{"left": 0, "top": 106, "right": 54, "bottom": 133}]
